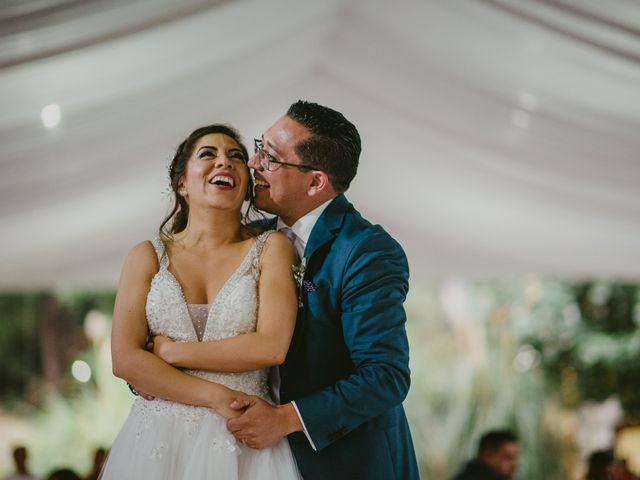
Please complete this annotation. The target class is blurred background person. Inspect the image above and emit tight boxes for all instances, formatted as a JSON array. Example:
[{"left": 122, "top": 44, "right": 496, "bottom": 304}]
[
  {"left": 586, "top": 450, "right": 615, "bottom": 480},
  {"left": 45, "top": 469, "right": 80, "bottom": 480},
  {"left": 450, "top": 430, "right": 518, "bottom": 480},
  {"left": 3, "top": 446, "right": 38, "bottom": 480},
  {"left": 83, "top": 448, "right": 106, "bottom": 480}
]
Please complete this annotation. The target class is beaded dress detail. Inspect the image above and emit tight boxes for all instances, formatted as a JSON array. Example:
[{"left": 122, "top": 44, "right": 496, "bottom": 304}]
[
  {"left": 187, "top": 304, "right": 210, "bottom": 341},
  {"left": 100, "top": 231, "right": 301, "bottom": 480}
]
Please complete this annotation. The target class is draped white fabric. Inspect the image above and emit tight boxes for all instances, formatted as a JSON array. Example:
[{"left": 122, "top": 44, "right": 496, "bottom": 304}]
[{"left": 1, "top": 0, "right": 639, "bottom": 288}]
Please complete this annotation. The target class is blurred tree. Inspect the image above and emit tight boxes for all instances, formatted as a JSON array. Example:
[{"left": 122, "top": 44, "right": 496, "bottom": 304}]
[
  {"left": 405, "top": 280, "right": 567, "bottom": 480},
  {"left": 575, "top": 283, "right": 640, "bottom": 418},
  {"left": 528, "top": 282, "right": 640, "bottom": 418},
  {"left": 0, "top": 292, "right": 46, "bottom": 405},
  {"left": 0, "top": 291, "right": 116, "bottom": 408}
]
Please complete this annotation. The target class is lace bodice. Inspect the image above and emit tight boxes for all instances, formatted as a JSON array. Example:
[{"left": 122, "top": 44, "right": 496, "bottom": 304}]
[{"left": 137, "top": 231, "right": 274, "bottom": 422}]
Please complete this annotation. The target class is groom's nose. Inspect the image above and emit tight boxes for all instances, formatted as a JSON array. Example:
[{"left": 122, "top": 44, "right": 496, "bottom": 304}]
[{"left": 248, "top": 152, "right": 262, "bottom": 171}]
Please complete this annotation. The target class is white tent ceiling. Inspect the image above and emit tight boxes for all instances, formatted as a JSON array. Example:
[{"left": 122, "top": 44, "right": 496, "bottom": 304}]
[{"left": 1, "top": 0, "right": 639, "bottom": 289}]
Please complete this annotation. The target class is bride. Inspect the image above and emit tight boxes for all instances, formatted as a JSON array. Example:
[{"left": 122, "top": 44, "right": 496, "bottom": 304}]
[{"left": 100, "top": 125, "right": 301, "bottom": 479}]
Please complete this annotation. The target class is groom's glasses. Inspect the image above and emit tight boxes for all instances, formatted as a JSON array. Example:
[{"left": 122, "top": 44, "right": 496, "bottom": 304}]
[{"left": 253, "top": 138, "right": 316, "bottom": 172}]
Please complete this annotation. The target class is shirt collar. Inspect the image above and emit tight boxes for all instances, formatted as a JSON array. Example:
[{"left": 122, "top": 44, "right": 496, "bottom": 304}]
[{"left": 276, "top": 198, "right": 334, "bottom": 246}]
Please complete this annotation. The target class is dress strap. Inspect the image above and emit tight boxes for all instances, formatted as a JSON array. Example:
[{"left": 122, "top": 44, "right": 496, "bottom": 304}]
[
  {"left": 250, "top": 230, "right": 275, "bottom": 280},
  {"left": 151, "top": 236, "right": 169, "bottom": 269}
]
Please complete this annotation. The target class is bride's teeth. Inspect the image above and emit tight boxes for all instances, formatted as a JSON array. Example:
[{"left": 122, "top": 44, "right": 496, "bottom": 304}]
[{"left": 211, "top": 175, "right": 235, "bottom": 187}]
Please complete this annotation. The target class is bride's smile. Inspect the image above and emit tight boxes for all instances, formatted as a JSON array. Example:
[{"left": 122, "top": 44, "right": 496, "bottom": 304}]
[{"left": 179, "top": 133, "right": 251, "bottom": 211}]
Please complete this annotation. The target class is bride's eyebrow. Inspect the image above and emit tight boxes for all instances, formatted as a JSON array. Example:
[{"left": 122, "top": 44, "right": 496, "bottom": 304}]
[{"left": 196, "top": 146, "right": 217, "bottom": 153}]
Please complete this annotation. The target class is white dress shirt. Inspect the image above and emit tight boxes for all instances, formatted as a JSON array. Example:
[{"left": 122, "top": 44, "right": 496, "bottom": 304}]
[{"left": 276, "top": 198, "right": 333, "bottom": 258}]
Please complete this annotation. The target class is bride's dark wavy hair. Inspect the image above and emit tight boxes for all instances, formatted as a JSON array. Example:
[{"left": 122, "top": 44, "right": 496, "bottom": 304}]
[{"left": 159, "top": 124, "right": 258, "bottom": 242}]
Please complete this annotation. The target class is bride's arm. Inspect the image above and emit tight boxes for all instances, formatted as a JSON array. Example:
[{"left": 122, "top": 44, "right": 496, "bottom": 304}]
[
  {"left": 111, "top": 241, "right": 240, "bottom": 418},
  {"left": 153, "top": 232, "right": 298, "bottom": 372}
]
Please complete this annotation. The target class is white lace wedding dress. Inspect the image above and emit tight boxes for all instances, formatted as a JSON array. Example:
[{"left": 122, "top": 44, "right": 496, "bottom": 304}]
[{"left": 100, "top": 232, "right": 301, "bottom": 479}]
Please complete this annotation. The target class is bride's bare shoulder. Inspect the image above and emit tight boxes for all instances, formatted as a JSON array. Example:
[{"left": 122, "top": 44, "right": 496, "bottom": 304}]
[
  {"left": 260, "top": 231, "right": 295, "bottom": 264},
  {"left": 121, "top": 240, "right": 160, "bottom": 276}
]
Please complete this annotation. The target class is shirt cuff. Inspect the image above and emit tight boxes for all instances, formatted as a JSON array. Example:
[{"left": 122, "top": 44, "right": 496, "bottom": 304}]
[{"left": 291, "top": 400, "right": 317, "bottom": 451}]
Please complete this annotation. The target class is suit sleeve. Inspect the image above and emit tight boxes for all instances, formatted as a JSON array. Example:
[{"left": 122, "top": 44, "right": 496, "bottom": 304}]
[{"left": 292, "top": 230, "right": 411, "bottom": 451}]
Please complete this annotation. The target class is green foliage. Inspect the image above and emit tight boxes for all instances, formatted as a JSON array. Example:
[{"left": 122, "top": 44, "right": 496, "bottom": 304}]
[
  {"left": 27, "top": 340, "right": 133, "bottom": 477},
  {"left": 406, "top": 279, "right": 640, "bottom": 479},
  {"left": 525, "top": 281, "right": 640, "bottom": 416},
  {"left": 55, "top": 291, "right": 117, "bottom": 328},
  {"left": 1, "top": 282, "right": 638, "bottom": 478},
  {"left": 0, "top": 293, "right": 47, "bottom": 405},
  {"left": 405, "top": 280, "right": 567, "bottom": 480},
  {"left": 0, "top": 301, "right": 132, "bottom": 478},
  {"left": 0, "top": 291, "right": 116, "bottom": 407}
]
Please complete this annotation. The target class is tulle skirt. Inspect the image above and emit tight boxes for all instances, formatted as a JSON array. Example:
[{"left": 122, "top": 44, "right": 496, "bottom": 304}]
[{"left": 100, "top": 398, "right": 301, "bottom": 480}]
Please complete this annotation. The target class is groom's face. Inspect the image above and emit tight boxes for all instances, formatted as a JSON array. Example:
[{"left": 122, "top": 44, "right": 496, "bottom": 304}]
[{"left": 249, "top": 115, "right": 312, "bottom": 224}]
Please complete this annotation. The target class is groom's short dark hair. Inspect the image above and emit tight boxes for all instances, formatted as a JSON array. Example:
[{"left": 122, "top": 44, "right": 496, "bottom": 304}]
[{"left": 286, "top": 100, "right": 360, "bottom": 193}]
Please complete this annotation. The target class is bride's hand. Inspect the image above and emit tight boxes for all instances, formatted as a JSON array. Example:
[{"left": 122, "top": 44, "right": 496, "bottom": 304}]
[
  {"left": 211, "top": 387, "right": 245, "bottom": 419},
  {"left": 152, "top": 335, "right": 175, "bottom": 363}
]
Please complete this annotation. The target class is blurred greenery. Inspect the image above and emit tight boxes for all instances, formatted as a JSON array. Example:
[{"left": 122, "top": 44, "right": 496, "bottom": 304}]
[
  {"left": 0, "top": 291, "right": 128, "bottom": 478},
  {"left": 405, "top": 278, "right": 639, "bottom": 479},
  {"left": 0, "top": 281, "right": 638, "bottom": 478},
  {"left": 0, "top": 291, "right": 116, "bottom": 407},
  {"left": 26, "top": 335, "right": 133, "bottom": 477},
  {"left": 406, "top": 280, "right": 566, "bottom": 479},
  {"left": 524, "top": 281, "right": 640, "bottom": 416},
  {"left": 0, "top": 293, "right": 46, "bottom": 407}
]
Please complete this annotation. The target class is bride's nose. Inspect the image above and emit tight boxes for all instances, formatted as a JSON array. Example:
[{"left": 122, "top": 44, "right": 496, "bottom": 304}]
[{"left": 215, "top": 155, "right": 234, "bottom": 169}]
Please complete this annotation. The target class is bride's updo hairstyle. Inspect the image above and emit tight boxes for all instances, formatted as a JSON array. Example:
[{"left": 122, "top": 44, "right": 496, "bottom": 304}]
[{"left": 159, "top": 124, "right": 255, "bottom": 242}]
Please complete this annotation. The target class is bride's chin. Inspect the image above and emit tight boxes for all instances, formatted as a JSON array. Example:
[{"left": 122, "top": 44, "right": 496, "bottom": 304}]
[{"left": 193, "top": 196, "right": 243, "bottom": 211}]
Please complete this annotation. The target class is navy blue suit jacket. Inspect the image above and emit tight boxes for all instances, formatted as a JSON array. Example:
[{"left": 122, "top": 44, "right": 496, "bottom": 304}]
[{"left": 279, "top": 195, "right": 419, "bottom": 480}]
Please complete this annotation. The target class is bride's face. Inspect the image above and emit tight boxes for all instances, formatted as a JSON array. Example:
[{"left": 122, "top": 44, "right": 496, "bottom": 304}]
[{"left": 179, "top": 133, "right": 250, "bottom": 213}]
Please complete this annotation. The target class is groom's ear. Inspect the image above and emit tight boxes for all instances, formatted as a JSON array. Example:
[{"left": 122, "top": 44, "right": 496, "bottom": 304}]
[{"left": 307, "top": 171, "right": 332, "bottom": 197}]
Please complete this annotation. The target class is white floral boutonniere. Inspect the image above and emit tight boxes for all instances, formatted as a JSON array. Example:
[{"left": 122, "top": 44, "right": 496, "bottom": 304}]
[{"left": 292, "top": 257, "right": 307, "bottom": 308}]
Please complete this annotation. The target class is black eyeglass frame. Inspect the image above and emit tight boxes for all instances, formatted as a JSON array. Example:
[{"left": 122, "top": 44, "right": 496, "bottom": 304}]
[{"left": 253, "top": 138, "right": 317, "bottom": 172}]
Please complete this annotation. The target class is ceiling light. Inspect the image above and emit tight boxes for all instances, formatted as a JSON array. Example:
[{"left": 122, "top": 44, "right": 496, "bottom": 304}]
[{"left": 41, "top": 104, "right": 61, "bottom": 128}]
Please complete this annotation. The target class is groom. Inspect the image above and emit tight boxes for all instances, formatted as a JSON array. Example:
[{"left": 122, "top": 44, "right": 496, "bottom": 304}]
[{"left": 227, "top": 100, "right": 419, "bottom": 479}]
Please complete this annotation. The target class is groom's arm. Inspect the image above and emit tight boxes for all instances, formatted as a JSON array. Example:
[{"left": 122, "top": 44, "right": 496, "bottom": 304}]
[{"left": 292, "top": 229, "right": 411, "bottom": 451}]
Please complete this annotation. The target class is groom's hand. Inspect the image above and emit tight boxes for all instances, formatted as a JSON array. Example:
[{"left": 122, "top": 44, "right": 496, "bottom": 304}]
[{"left": 226, "top": 396, "right": 302, "bottom": 450}]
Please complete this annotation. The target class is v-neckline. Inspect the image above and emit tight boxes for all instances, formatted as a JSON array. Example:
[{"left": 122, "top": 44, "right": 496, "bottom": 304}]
[{"left": 163, "top": 237, "right": 259, "bottom": 342}]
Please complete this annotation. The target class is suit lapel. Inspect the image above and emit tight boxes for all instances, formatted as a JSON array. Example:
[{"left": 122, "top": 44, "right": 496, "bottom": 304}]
[{"left": 303, "top": 194, "right": 350, "bottom": 262}]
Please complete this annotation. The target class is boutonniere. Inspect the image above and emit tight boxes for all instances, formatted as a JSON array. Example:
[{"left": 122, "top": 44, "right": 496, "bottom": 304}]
[{"left": 292, "top": 257, "right": 307, "bottom": 308}]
